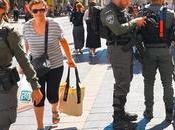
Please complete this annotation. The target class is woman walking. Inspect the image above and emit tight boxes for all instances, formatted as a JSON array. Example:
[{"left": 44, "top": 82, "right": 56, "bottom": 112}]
[{"left": 23, "top": 0, "right": 76, "bottom": 130}]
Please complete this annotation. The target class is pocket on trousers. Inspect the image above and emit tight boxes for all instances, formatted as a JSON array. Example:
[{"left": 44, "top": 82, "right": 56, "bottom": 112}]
[{"left": 0, "top": 74, "right": 14, "bottom": 91}]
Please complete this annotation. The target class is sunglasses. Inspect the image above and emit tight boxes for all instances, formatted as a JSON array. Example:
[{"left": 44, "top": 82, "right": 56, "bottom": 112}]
[
  {"left": 32, "top": 8, "right": 46, "bottom": 14},
  {"left": 0, "top": 1, "right": 5, "bottom": 9}
]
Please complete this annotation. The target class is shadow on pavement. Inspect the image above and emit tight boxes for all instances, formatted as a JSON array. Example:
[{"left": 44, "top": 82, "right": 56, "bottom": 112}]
[
  {"left": 103, "top": 123, "right": 113, "bottom": 130},
  {"left": 45, "top": 125, "right": 53, "bottom": 130},
  {"left": 53, "top": 127, "right": 78, "bottom": 130},
  {"left": 45, "top": 125, "right": 78, "bottom": 130},
  {"left": 82, "top": 118, "right": 172, "bottom": 130},
  {"left": 147, "top": 120, "right": 172, "bottom": 130},
  {"left": 103, "top": 122, "right": 137, "bottom": 130},
  {"left": 136, "top": 117, "right": 149, "bottom": 130}
]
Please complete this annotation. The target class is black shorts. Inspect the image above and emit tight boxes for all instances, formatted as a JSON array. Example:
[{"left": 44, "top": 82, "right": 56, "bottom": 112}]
[{"left": 34, "top": 66, "right": 63, "bottom": 107}]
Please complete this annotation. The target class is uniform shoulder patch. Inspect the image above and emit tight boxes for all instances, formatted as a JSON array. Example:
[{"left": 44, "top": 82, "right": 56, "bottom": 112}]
[{"left": 106, "top": 14, "right": 114, "bottom": 24}]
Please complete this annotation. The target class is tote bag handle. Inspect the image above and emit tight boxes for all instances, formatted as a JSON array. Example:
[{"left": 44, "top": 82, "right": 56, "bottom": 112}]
[{"left": 63, "top": 67, "right": 81, "bottom": 103}]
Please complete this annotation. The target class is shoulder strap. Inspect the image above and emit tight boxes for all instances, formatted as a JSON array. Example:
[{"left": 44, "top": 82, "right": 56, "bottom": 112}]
[
  {"left": 63, "top": 67, "right": 82, "bottom": 103},
  {"left": 44, "top": 20, "right": 48, "bottom": 54},
  {"left": 159, "top": 7, "right": 167, "bottom": 38}
]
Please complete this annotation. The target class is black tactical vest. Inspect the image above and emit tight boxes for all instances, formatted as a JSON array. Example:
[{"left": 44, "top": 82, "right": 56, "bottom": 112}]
[{"left": 110, "top": 3, "right": 131, "bottom": 43}]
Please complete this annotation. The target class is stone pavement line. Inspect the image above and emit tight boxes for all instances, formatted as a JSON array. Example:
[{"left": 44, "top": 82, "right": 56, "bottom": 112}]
[
  {"left": 17, "top": 103, "right": 33, "bottom": 113},
  {"left": 54, "top": 64, "right": 108, "bottom": 130},
  {"left": 80, "top": 64, "right": 108, "bottom": 129}
]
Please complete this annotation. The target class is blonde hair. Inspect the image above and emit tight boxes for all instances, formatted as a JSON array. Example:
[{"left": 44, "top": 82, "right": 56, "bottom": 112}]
[
  {"left": 29, "top": 0, "right": 48, "bottom": 11},
  {"left": 76, "top": 3, "right": 84, "bottom": 12}
]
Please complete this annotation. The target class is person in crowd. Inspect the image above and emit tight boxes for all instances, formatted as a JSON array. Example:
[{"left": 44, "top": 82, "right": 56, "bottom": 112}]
[
  {"left": 128, "top": 4, "right": 140, "bottom": 62},
  {"left": 73, "top": 0, "right": 80, "bottom": 11},
  {"left": 13, "top": 3, "right": 19, "bottom": 22},
  {"left": 84, "top": 0, "right": 101, "bottom": 56},
  {"left": 70, "top": 2, "right": 84, "bottom": 54},
  {"left": 100, "top": 0, "right": 146, "bottom": 129},
  {"left": 23, "top": 0, "right": 76, "bottom": 130},
  {"left": 166, "top": 0, "right": 175, "bottom": 11},
  {"left": 132, "top": 4, "right": 139, "bottom": 18},
  {"left": 69, "top": 0, "right": 80, "bottom": 20},
  {"left": 24, "top": 1, "right": 32, "bottom": 22},
  {"left": 66, "top": 2, "right": 73, "bottom": 16},
  {"left": 138, "top": 0, "right": 175, "bottom": 123},
  {"left": 0, "top": 0, "right": 43, "bottom": 130}
]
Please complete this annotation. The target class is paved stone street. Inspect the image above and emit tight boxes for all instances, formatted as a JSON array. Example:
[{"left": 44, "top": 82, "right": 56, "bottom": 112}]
[{"left": 9, "top": 17, "right": 175, "bottom": 130}]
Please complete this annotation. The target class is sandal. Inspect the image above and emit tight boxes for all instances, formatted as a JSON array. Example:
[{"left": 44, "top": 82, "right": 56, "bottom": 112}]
[{"left": 52, "top": 111, "right": 60, "bottom": 124}]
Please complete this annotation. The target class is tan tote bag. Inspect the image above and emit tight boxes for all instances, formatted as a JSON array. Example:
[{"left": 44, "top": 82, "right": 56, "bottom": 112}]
[{"left": 59, "top": 67, "right": 85, "bottom": 116}]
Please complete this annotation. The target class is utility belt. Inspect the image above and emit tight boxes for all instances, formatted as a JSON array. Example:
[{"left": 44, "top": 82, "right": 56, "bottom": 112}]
[{"left": 0, "top": 67, "right": 20, "bottom": 91}]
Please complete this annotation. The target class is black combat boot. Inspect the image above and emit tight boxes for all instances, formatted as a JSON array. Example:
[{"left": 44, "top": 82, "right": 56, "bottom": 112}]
[
  {"left": 121, "top": 111, "right": 138, "bottom": 121},
  {"left": 165, "top": 109, "right": 173, "bottom": 123},
  {"left": 113, "top": 111, "right": 136, "bottom": 130}
]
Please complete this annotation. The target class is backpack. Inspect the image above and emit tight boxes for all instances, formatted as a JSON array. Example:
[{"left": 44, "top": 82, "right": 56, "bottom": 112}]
[
  {"left": 90, "top": 6, "right": 110, "bottom": 39},
  {"left": 138, "top": 7, "right": 168, "bottom": 44}
]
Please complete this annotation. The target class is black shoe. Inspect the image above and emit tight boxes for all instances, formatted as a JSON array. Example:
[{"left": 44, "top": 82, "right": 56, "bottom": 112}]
[
  {"left": 113, "top": 120, "right": 136, "bottom": 130},
  {"left": 122, "top": 112, "right": 138, "bottom": 121},
  {"left": 143, "top": 110, "right": 153, "bottom": 121}
]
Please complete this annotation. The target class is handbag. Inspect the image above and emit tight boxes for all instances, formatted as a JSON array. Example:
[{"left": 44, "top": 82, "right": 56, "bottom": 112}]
[
  {"left": 30, "top": 20, "right": 51, "bottom": 77},
  {"left": 59, "top": 67, "right": 85, "bottom": 116}
]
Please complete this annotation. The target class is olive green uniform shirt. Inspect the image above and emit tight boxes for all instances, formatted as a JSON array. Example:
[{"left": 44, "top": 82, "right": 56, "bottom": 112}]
[
  {"left": 0, "top": 21, "right": 40, "bottom": 90},
  {"left": 100, "top": 2, "right": 137, "bottom": 37}
]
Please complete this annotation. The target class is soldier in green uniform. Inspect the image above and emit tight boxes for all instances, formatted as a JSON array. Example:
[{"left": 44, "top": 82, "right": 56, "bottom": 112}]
[
  {"left": 0, "top": 0, "right": 43, "bottom": 130},
  {"left": 138, "top": 0, "right": 175, "bottom": 123},
  {"left": 100, "top": 0, "right": 146, "bottom": 129}
]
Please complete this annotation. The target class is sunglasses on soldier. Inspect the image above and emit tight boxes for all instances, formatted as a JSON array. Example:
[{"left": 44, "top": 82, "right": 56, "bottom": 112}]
[{"left": 32, "top": 8, "right": 46, "bottom": 14}]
